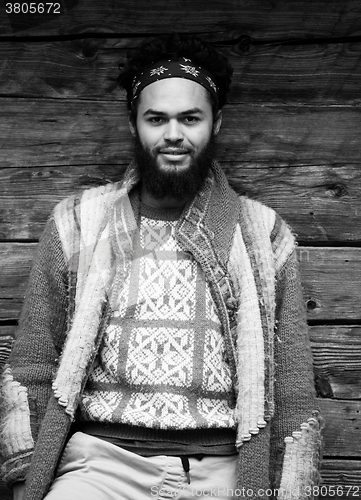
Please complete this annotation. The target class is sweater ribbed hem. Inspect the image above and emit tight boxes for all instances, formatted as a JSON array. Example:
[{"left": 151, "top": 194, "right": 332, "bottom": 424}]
[{"left": 76, "top": 421, "right": 237, "bottom": 455}]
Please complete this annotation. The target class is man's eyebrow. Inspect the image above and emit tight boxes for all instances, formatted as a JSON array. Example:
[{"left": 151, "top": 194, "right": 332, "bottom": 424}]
[
  {"left": 143, "top": 109, "right": 165, "bottom": 116},
  {"left": 179, "top": 108, "right": 204, "bottom": 116},
  {"left": 143, "top": 108, "right": 204, "bottom": 116}
]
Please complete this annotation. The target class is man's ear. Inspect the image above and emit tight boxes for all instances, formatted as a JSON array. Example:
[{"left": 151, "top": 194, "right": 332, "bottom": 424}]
[
  {"left": 128, "top": 111, "right": 136, "bottom": 137},
  {"left": 213, "top": 110, "right": 222, "bottom": 136}
]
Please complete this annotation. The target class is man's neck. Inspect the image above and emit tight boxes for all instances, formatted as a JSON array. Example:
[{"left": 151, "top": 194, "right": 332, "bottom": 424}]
[{"left": 140, "top": 184, "right": 191, "bottom": 209}]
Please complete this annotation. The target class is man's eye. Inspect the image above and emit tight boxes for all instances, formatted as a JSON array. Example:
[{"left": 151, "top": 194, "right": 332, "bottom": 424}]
[
  {"left": 183, "top": 116, "right": 198, "bottom": 123},
  {"left": 149, "top": 117, "right": 165, "bottom": 123}
]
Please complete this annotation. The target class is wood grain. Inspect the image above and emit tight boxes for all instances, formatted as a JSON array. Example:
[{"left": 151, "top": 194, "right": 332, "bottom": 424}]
[
  {"left": 300, "top": 248, "right": 361, "bottom": 321},
  {"left": 0, "top": 40, "right": 361, "bottom": 105},
  {"left": 1, "top": 0, "right": 361, "bottom": 39},
  {"left": 0, "top": 326, "right": 14, "bottom": 367},
  {"left": 311, "top": 327, "right": 361, "bottom": 400},
  {"left": 320, "top": 459, "right": 361, "bottom": 497},
  {"left": 318, "top": 399, "right": 361, "bottom": 458},
  {"left": 1, "top": 164, "right": 360, "bottom": 242},
  {"left": 0, "top": 243, "right": 36, "bottom": 320},
  {"left": 225, "top": 164, "right": 361, "bottom": 243},
  {"left": 0, "top": 0, "right": 360, "bottom": 490},
  {"left": 1, "top": 245, "right": 361, "bottom": 321},
  {"left": 1, "top": 99, "right": 361, "bottom": 167}
]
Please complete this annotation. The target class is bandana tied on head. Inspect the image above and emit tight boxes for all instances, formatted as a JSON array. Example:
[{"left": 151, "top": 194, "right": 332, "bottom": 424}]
[{"left": 131, "top": 57, "right": 219, "bottom": 105}]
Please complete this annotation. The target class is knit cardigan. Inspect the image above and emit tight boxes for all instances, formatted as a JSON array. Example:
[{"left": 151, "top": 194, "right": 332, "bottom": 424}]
[{"left": 0, "top": 162, "right": 322, "bottom": 500}]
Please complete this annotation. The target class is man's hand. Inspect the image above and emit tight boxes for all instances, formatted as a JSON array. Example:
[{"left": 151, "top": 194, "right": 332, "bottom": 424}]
[{"left": 12, "top": 481, "right": 26, "bottom": 500}]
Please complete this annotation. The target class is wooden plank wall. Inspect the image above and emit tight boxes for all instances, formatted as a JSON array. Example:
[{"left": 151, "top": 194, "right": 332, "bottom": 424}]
[{"left": 1, "top": 0, "right": 361, "bottom": 497}]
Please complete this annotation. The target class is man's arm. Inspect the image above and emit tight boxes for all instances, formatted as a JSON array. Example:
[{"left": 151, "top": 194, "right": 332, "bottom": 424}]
[
  {"left": 0, "top": 216, "right": 69, "bottom": 488},
  {"left": 270, "top": 218, "right": 323, "bottom": 497}
]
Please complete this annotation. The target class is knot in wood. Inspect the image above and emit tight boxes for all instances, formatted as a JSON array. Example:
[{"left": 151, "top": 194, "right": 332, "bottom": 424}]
[
  {"left": 329, "top": 183, "right": 348, "bottom": 197},
  {"left": 237, "top": 35, "right": 252, "bottom": 54},
  {"left": 306, "top": 298, "right": 317, "bottom": 311},
  {"left": 82, "top": 43, "right": 98, "bottom": 59}
]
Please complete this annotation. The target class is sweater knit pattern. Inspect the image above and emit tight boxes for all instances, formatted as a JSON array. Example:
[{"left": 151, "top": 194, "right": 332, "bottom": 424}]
[{"left": 79, "top": 212, "right": 236, "bottom": 430}]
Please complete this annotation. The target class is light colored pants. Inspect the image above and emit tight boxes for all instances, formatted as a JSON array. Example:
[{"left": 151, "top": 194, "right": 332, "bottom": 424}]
[{"left": 44, "top": 432, "right": 238, "bottom": 500}]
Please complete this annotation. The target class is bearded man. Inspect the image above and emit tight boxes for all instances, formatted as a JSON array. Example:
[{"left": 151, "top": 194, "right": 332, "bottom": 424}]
[{"left": 1, "top": 34, "right": 322, "bottom": 500}]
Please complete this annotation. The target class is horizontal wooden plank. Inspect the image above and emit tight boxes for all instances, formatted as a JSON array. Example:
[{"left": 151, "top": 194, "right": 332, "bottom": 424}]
[
  {"left": 1, "top": 164, "right": 361, "bottom": 242},
  {"left": 1, "top": 99, "right": 361, "bottom": 168},
  {"left": 219, "top": 105, "right": 361, "bottom": 165},
  {"left": 227, "top": 40, "right": 361, "bottom": 105},
  {"left": 320, "top": 459, "right": 361, "bottom": 497},
  {"left": 0, "top": 243, "right": 37, "bottom": 319},
  {"left": 0, "top": 326, "right": 14, "bottom": 367},
  {"left": 1, "top": 245, "right": 361, "bottom": 321},
  {"left": 318, "top": 399, "right": 361, "bottom": 458},
  {"left": 225, "top": 164, "right": 361, "bottom": 243},
  {"left": 300, "top": 248, "right": 361, "bottom": 321},
  {"left": 0, "top": 98, "right": 132, "bottom": 167},
  {"left": 310, "top": 327, "right": 361, "bottom": 400},
  {"left": 0, "top": 39, "right": 361, "bottom": 105},
  {"left": 1, "top": 0, "right": 361, "bottom": 39},
  {"left": 0, "top": 165, "right": 127, "bottom": 240}
]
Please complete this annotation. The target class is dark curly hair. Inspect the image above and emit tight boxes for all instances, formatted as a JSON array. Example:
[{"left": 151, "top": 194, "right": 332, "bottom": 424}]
[{"left": 118, "top": 33, "right": 233, "bottom": 118}]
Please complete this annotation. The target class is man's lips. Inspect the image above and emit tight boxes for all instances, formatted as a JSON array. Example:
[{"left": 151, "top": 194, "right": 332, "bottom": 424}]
[{"left": 158, "top": 148, "right": 190, "bottom": 155}]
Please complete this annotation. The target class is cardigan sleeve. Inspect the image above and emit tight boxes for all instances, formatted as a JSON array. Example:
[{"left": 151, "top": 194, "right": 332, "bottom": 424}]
[
  {"left": 0, "top": 215, "right": 69, "bottom": 488},
  {"left": 270, "top": 216, "right": 323, "bottom": 499}
]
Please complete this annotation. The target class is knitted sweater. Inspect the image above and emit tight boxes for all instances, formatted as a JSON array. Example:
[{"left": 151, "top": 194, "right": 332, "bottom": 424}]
[
  {"left": 0, "top": 162, "right": 322, "bottom": 500},
  {"left": 79, "top": 202, "right": 236, "bottom": 438}
]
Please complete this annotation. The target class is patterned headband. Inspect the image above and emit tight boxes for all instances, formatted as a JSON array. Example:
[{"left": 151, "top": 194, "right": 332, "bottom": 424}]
[{"left": 131, "top": 57, "right": 219, "bottom": 105}]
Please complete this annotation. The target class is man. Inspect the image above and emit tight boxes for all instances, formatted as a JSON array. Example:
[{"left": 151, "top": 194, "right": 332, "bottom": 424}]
[{"left": 1, "top": 34, "right": 322, "bottom": 500}]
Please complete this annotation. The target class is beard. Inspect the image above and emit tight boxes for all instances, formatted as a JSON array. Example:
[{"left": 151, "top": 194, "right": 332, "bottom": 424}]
[{"left": 133, "top": 133, "right": 216, "bottom": 201}]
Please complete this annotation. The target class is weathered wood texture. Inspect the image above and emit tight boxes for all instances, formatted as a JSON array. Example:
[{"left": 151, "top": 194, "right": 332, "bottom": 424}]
[
  {"left": 1, "top": 0, "right": 361, "bottom": 496},
  {"left": 0, "top": 327, "right": 14, "bottom": 368},
  {"left": 318, "top": 399, "right": 361, "bottom": 458},
  {"left": 1, "top": 245, "right": 361, "bottom": 322},
  {"left": 0, "top": 40, "right": 361, "bottom": 104},
  {"left": 2, "top": 100, "right": 361, "bottom": 167},
  {"left": 1, "top": 164, "right": 360, "bottom": 242},
  {"left": 320, "top": 460, "right": 361, "bottom": 498},
  {"left": 1, "top": 0, "right": 361, "bottom": 38},
  {"left": 311, "top": 326, "right": 361, "bottom": 400}
]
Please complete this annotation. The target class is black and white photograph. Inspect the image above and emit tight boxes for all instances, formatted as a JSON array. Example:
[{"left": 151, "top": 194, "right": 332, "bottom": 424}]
[{"left": 0, "top": 1, "right": 361, "bottom": 499}]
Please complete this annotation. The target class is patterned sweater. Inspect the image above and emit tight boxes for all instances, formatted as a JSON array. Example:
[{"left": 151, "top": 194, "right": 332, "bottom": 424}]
[
  {"left": 0, "top": 162, "right": 322, "bottom": 500},
  {"left": 79, "top": 202, "right": 236, "bottom": 438}
]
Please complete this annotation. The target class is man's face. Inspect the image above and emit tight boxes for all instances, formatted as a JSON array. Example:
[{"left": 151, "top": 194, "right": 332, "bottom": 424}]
[{"left": 129, "top": 77, "right": 222, "bottom": 201}]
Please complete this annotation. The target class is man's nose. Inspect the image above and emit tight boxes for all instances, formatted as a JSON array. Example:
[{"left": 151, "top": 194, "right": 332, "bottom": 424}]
[{"left": 164, "top": 120, "right": 183, "bottom": 142}]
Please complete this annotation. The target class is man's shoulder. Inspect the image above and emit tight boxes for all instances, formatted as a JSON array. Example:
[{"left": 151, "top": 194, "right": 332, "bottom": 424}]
[
  {"left": 237, "top": 194, "right": 276, "bottom": 216},
  {"left": 236, "top": 194, "right": 278, "bottom": 234},
  {"left": 236, "top": 194, "right": 296, "bottom": 248},
  {"left": 53, "top": 180, "right": 123, "bottom": 220}
]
